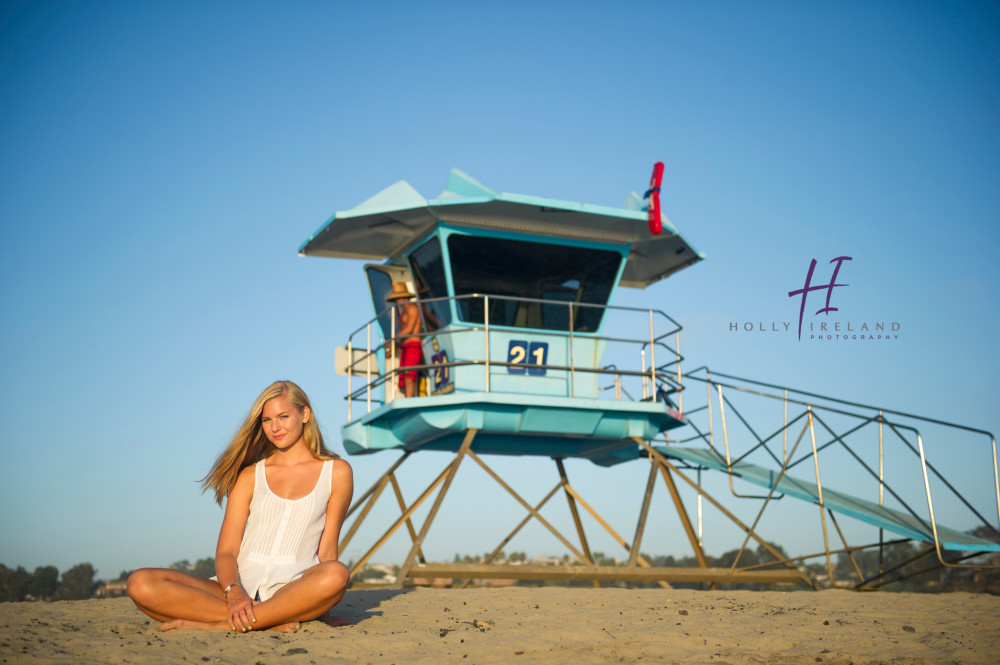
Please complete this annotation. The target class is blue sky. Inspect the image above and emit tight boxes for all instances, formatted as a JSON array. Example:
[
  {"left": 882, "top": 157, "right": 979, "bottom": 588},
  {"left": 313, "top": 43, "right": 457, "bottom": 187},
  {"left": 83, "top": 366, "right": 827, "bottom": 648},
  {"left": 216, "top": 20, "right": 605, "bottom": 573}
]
[{"left": 1, "top": 1, "right": 998, "bottom": 579}]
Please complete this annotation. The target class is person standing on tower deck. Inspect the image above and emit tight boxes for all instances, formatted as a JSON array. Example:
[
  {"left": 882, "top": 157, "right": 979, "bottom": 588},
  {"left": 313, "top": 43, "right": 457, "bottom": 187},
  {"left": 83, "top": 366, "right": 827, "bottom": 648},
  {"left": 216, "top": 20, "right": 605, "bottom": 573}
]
[
  {"left": 386, "top": 282, "right": 424, "bottom": 398},
  {"left": 126, "top": 380, "right": 353, "bottom": 632}
]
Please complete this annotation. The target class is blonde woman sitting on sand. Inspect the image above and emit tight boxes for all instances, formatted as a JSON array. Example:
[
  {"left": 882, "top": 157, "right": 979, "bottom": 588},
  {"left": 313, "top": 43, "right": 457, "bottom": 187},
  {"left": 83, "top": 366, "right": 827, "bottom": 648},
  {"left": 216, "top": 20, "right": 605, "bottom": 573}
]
[{"left": 128, "top": 380, "right": 353, "bottom": 632}]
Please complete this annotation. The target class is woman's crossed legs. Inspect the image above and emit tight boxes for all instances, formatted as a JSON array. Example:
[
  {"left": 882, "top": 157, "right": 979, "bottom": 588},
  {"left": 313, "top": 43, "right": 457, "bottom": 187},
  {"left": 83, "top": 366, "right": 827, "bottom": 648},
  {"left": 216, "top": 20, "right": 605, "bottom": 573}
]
[{"left": 127, "top": 560, "right": 349, "bottom": 632}]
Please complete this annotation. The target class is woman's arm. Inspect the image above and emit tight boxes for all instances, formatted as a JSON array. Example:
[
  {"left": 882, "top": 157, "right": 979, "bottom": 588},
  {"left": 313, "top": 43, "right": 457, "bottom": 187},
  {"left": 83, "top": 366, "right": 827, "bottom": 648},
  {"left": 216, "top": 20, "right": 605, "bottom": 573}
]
[
  {"left": 317, "top": 459, "right": 354, "bottom": 562},
  {"left": 215, "top": 465, "right": 255, "bottom": 630}
]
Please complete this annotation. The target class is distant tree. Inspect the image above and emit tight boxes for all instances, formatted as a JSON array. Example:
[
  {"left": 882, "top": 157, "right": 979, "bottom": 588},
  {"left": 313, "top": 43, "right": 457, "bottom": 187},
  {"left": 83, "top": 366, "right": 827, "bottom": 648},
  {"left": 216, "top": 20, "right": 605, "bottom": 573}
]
[
  {"left": 30, "top": 566, "right": 59, "bottom": 600},
  {"left": 0, "top": 565, "right": 31, "bottom": 602},
  {"left": 836, "top": 541, "right": 920, "bottom": 584},
  {"left": 756, "top": 542, "right": 789, "bottom": 563},
  {"left": 648, "top": 554, "right": 677, "bottom": 567},
  {"left": 716, "top": 548, "right": 760, "bottom": 568},
  {"left": 57, "top": 563, "right": 97, "bottom": 600},
  {"left": 191, "top": 558, "right": 215, "bottom": 579},
  {"left": 117, "top": 570, "right": 133, "bottom": 582},
  {"left": 592, "top": 552, "right": 617, "bottom": 567},
  {"left": 969, "top": 525, "right": 1000, "bottom": 544},
  {"left": 168, "top": 559, "right": 191, "bottom": 572}
]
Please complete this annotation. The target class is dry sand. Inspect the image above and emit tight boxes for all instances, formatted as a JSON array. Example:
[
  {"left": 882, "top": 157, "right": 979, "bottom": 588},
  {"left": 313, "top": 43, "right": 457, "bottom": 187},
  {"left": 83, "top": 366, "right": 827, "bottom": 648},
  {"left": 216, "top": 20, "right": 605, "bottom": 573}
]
[{"left": 1, "top": 587, "right": 997, "bottom": 665}]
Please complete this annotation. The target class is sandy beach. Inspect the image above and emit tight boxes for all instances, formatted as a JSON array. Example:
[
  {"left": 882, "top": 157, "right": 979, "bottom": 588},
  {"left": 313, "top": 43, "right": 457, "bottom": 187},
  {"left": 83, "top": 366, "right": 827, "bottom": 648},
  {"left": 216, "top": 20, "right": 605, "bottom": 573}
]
[{"left": 1, "top": 587, "right": 997, "bottom": 665}]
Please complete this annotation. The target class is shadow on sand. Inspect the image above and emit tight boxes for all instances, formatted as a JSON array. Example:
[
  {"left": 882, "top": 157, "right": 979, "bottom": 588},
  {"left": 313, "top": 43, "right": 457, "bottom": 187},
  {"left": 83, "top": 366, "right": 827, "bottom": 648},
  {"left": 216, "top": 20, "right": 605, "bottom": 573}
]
[{"left": 334, "top": 587, "right": 414, "bottom": 625}]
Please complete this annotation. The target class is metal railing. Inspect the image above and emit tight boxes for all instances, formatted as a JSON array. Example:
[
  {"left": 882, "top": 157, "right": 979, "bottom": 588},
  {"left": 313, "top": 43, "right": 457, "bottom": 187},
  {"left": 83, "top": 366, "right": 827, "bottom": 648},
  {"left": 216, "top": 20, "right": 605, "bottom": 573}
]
[
  {"left": 667, "top": 367, "right": 999, "bottom": 587},
  {"left": 340, "top": 293, "right": 687, "bottom": 420}
]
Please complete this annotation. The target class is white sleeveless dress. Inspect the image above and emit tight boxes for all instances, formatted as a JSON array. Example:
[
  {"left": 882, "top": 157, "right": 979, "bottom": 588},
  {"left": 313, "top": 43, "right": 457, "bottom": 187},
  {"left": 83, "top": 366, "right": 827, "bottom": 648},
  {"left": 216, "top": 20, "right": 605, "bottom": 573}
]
[{"left": 235, "top": 458, "right": 333, "bottom": 601}]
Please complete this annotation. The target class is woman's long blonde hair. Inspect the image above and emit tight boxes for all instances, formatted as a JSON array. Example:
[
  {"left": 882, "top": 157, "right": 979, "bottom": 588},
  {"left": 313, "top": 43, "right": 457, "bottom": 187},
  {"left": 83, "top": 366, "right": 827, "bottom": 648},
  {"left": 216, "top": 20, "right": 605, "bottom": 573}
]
[{"left": 202, "top": 380, "right": 339, "bottom": 504}]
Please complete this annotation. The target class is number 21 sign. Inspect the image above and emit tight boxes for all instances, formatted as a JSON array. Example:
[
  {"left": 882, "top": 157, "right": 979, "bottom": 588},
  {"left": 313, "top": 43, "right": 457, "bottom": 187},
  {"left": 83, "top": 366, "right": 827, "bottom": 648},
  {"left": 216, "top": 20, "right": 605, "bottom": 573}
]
[{"left": 507, "top": 340, "right": 548, "bottom": 376}]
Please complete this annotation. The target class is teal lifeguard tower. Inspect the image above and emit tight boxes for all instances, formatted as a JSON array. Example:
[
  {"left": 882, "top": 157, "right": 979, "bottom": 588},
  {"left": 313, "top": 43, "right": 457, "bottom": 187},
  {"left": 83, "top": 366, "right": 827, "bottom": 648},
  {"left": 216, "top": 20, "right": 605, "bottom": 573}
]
[
  {"left": 301, "top": 169, "right": 999, "bottom": 589},
  {"left": 302, "top": 169, "right": 696, "bottom": 466}
]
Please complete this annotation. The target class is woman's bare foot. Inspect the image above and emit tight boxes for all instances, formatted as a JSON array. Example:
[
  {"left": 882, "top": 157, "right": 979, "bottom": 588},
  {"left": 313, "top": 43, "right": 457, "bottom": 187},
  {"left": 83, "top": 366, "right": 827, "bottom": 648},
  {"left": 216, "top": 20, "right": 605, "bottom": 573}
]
[
  {"left": 269, "top": 622, "right": 302, "bottom": 633},
  {"left": 160, "top": 619, "right": 300, "bottom": 633},
  {"left": 320, "top": 614, "right": 351, "bottom": 627},
  {"left": 160, "top": 619, "right": 229, "bottom": 632}
]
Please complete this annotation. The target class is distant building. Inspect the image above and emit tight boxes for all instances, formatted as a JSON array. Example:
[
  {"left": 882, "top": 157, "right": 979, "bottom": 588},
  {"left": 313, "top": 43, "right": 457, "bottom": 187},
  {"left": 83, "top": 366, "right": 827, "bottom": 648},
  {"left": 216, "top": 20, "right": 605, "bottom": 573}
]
[{"left": 95, "top": 580, "right": 128, "bottom": 598}]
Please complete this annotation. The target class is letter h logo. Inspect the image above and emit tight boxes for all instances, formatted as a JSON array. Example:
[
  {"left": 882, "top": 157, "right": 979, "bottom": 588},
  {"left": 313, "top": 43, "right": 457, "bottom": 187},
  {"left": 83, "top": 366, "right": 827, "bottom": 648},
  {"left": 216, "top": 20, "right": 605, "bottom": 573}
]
[{"left": 788, "top": 257, "right": 852, "bottom": 340}]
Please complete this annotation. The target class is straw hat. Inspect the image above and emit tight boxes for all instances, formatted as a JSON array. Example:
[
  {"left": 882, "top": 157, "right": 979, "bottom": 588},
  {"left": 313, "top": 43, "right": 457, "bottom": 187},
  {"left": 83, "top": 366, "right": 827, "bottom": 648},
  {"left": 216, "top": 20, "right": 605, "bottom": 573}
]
[{"left": 385, "top": 282, "right": 416, "bottom": 301}]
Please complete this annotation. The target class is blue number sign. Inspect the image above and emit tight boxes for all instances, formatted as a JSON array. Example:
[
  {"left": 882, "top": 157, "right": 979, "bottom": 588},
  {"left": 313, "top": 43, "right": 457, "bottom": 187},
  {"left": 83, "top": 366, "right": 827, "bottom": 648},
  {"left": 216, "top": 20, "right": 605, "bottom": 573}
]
[{"left": 507, "top": 340, "right": 548, "bottom": 375}]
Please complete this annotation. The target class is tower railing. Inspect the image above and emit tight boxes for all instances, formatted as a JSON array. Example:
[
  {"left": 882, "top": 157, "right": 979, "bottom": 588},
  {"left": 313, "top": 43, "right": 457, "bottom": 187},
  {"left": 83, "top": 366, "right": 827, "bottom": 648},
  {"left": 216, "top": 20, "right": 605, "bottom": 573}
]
[{"left": 339, "top": 294, "right": 686, "bottom": 419}]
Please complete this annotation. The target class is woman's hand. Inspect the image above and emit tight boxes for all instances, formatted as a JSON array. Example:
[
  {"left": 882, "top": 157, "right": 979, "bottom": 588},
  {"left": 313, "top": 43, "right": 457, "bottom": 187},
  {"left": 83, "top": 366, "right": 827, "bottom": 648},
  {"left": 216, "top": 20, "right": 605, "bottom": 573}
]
[{"left": 226, "top": 585, "right": 257, "bottom": 632}]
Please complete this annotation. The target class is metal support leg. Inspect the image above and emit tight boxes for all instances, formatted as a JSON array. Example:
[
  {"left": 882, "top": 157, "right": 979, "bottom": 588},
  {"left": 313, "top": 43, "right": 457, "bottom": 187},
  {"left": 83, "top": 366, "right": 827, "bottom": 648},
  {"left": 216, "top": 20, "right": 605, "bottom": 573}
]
[
  {"left": 629, "top": 460, "right": 658, "bottom": 567},
  {"left": 345, "top": 452, "right": 413, "bottom": 520},
  {"left": 340, "top": 461, "right": 402, "bottom": 554},
  {"left": 828, "top": 510, "right": 862, "bottom": 584},
  {"left": 397, "top": 429, "right": 478, "bottom": 583},
  {"left": 635, "top": 438, "right": 815, "bottom": 589},
  {"left": 556, "top": 458, "right": 599, "bottom": 587},
  {"left": 658, "top": 462, "right": 711, "bottom": 570},
  {"left": 556, "top": 458, "right": 595, "bottom": 564},
  {"left": 458, "top": 480, "right": 565, "bottom": 589},
  {"left": 561, "top": 482, "right": 671, "bottom": 589},
  {"left": 389, "top": 472, "right": 425, "bottom": 564},
  {"left": 348, "top": 463, "right": 452, "bottom": 579},
  {"left": 468, "top": 450, "right": 586, "bottom": 561},
  {"left": 728, "top": 418, "right": 811, "bottom": 572}
]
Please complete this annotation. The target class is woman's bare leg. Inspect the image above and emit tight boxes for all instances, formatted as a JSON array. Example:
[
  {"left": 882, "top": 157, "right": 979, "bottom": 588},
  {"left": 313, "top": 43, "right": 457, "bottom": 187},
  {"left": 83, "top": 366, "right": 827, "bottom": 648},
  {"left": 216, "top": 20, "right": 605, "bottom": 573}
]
[
  {"left": 159, "top": 561, "right": 349, "bottom": 632},
  {"left": 237, "top": 560, "right": 350, "bottom": 629},
  {"left": 127, "top": 568, "right": 227, "bottom": 623}
]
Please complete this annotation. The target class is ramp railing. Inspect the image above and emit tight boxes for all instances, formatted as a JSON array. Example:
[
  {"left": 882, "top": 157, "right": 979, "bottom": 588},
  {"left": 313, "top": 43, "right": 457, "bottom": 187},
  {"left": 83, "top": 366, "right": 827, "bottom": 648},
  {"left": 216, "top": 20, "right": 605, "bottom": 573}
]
[{"left": 659, "top": 367, "right": 999, "bottom": 588}]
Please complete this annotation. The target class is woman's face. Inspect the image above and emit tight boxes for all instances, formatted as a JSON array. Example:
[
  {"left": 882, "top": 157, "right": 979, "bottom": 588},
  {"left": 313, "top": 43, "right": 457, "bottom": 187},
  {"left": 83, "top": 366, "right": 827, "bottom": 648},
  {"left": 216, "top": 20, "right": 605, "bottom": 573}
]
[{"left": 261, "top": 394, "right": 310, "bottom": 450}]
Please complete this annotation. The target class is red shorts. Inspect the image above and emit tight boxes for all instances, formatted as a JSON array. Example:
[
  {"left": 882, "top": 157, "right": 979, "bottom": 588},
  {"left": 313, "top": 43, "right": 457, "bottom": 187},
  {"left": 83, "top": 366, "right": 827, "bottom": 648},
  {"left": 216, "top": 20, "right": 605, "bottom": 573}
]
[{"left": 398, "top": 340, "right": 424, "bottom": 387}]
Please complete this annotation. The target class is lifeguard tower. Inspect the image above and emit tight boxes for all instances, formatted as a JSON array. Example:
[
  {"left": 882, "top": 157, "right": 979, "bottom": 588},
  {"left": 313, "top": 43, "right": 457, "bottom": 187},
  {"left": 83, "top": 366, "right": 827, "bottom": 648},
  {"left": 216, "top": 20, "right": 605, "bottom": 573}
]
[{"left": 300, "top": 169, "right": 999, "bottom": 589}]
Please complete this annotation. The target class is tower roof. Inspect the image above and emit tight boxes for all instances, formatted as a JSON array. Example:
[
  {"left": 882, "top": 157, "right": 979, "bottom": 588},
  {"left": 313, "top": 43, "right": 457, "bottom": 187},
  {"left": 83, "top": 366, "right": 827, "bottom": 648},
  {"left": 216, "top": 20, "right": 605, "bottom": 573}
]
[{"left": 299, "top": 168, "right": 705, "bottom": 288}]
